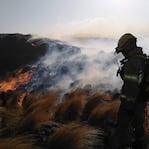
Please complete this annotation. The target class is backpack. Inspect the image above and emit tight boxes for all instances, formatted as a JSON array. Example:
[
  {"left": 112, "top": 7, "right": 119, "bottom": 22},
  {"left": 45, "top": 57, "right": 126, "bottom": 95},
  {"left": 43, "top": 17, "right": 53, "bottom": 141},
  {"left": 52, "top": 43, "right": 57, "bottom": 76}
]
[{"left": 138, "top": 56, "right": 149, "bottom": 101}]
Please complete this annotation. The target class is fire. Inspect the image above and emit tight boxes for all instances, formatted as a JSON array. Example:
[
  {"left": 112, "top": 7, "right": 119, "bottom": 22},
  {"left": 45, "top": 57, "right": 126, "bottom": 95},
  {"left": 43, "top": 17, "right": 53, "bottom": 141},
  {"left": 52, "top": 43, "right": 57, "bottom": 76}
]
[{"left": 0, "top": 68, "right": 32, "bottom": 92}]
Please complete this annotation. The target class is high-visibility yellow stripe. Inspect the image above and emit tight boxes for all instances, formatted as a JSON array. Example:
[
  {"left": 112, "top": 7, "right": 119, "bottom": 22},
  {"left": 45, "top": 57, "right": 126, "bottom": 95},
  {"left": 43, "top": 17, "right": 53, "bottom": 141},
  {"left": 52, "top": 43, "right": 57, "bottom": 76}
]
[
  {"left": 120, "top": 94, "right": 136, "bottom": 101},
  {"left": 127, "top": 97, "right": 136, "bottom": 101},
  {"left": 138, "top": 71, "right": 144, "bottom": 84},
  {"left": 120, "top": 94, "right": 127, "bottom": 99},
  {"left": 124, "top": 74, "right": 138, "bottom": 82}
]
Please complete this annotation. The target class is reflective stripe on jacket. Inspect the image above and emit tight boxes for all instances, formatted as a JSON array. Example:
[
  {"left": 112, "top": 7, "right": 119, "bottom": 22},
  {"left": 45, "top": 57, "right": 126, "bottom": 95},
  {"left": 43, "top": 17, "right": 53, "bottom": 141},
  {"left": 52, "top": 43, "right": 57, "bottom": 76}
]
[{"left": 120, "top": 48, "right": 147, "bottom": 102}]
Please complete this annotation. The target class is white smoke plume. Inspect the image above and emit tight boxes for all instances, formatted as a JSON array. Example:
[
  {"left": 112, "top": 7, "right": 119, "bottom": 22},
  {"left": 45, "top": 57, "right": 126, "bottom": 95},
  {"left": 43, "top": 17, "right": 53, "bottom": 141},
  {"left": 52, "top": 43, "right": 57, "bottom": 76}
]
[{"left": 25, "top": 38, "right": 123, "bottom": 94}]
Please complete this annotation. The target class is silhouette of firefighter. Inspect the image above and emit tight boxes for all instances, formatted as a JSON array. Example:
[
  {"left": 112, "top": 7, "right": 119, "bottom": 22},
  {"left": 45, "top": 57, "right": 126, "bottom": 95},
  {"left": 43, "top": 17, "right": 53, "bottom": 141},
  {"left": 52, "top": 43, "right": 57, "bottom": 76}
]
[{"left": 115, "top": 33, "right": 147, "bottom": 149}]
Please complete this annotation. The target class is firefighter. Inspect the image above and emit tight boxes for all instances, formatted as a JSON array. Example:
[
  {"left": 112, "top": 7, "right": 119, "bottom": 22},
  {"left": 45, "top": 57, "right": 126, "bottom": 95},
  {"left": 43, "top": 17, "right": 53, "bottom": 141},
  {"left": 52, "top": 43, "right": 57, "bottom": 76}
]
[{"left": 115, "top": 33, "right": 147, "bottom": 149}]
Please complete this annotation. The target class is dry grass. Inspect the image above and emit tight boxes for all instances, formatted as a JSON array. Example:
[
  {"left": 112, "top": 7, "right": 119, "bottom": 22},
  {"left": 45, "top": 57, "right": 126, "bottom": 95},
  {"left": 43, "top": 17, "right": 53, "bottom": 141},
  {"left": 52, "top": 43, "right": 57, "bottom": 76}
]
[
  {"left": 81, "top": 93, "right": 109, "bottom": 121},
  {"left": 0, "top": 89, "right": 121, "bottom": 149},
  {"left": 88, "top": 99, "right": 120, "bottom": 127},
  {"left": 54, "top": 88, "right": 88, "bottom": 123},
  {"left": 0, "top": 92, "right": 23, "bottom": 129},
  {"left": 48, "top": 122, "right": 104, "bottom": 149},
  {"left": 0, "top": 135, "right": 41, "bottom": 149},
  {"left": 54, "top": 98, "right": 85, "bottom": 123},
  {"left": 17, "top": 91, "right": 59, "bottom": 132}
]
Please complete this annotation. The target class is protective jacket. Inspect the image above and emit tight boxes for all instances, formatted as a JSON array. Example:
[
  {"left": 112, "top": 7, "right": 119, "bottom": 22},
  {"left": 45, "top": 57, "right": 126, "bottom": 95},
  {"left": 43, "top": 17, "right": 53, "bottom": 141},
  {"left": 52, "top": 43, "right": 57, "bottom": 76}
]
[
  {"left": 117, "top": 47, "right": 147, "bottom": 147},
  {"left": 118, "top": 47, "right": 147, "bottom": 102}
]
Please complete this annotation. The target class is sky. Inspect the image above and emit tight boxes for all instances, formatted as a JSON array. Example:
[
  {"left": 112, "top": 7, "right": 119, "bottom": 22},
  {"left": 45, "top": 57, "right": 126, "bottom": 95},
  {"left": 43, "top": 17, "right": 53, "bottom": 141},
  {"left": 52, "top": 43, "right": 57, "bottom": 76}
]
[
  {"left": 1, "top": 0, "right": 149, "bottom": 53},
  {"left": 1, "top": 0, "right": 149, "bottom": 90}
]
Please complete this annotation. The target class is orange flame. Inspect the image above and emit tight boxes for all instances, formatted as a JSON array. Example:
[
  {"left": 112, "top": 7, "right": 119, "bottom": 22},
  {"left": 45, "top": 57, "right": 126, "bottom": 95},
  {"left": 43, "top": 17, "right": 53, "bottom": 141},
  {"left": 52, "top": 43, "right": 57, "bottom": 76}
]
[{"left": 0, "top": 69, "right": 32, "bottom": 92}]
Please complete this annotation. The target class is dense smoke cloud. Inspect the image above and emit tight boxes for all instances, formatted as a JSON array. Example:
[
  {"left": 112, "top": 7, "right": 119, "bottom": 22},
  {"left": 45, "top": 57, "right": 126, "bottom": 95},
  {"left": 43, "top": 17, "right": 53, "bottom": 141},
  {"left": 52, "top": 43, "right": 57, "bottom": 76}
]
[
  {"left": 0, "top": 34, "right": 123, "bottom": 93},
  {"left": 26, "top": 38, "right": 122, "bottom": 93},
  {"left": 77, "top": 51, "right": 122, "bottom": 90}
]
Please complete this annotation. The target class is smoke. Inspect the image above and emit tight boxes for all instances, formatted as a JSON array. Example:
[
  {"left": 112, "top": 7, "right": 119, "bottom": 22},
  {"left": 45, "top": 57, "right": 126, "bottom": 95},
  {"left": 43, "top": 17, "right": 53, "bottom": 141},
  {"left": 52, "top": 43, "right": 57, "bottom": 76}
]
[
  {"left": 0, "top": 34, "right": 123, "bottom": 93},
  {"left": 76, "top": 50, "right": 122, "bottom": 90},
  {"left": 46, "top": 17, "right": 149, "bottom": 56},
  {"left": 26, "top": 38, "right": 122, "bottom": 94}
]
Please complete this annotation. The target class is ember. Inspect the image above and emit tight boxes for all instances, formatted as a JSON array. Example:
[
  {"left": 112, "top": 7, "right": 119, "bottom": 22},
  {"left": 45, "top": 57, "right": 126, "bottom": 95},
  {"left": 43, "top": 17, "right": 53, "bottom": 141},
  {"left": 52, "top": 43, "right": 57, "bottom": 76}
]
[{"left": 0, "top": 68, "right": 33, "bottom": 92}]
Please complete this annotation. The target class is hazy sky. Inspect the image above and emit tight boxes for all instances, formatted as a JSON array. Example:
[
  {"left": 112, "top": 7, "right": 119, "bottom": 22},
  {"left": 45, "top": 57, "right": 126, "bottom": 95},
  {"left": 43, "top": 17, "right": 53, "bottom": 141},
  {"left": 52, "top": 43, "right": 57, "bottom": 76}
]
[
  {"left": 0, "top": 0, "right": 149, "bottom": 39},
  {"left": 1, "top": 0, "right": 149, "bottom": 89}
]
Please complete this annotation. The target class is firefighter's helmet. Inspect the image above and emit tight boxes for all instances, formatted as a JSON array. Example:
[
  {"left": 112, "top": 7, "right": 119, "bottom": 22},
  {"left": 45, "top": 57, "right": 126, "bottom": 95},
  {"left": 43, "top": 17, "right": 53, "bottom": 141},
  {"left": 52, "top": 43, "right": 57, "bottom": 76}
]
[{"left": 115, "top": 33, "right": 137, "bottom": 53}]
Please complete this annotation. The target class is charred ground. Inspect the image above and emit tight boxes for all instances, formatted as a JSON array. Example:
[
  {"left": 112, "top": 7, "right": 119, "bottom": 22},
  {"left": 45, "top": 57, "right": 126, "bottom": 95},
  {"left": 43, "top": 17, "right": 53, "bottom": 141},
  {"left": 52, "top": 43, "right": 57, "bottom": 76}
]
[{"left": 0, "top": 34, "right": 48, "bottom": 76}]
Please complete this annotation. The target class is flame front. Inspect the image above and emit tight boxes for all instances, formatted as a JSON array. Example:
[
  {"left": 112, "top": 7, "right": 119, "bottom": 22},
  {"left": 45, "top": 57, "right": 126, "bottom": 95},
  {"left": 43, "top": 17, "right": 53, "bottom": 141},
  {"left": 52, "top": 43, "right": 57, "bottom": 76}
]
[{"left": 0, "top": 69, "right": 32, "bottom": 92}]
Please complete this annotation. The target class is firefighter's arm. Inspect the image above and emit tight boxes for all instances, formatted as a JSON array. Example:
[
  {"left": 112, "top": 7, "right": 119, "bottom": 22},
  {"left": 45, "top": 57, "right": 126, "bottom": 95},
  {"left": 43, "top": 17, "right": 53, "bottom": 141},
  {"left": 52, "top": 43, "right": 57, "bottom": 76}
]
[
  {"left": 120, "top": 74, "right": 141, "bottom": 102},
  {"left": 120, "top": 58, "right": 144, "bottom": 102}
]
